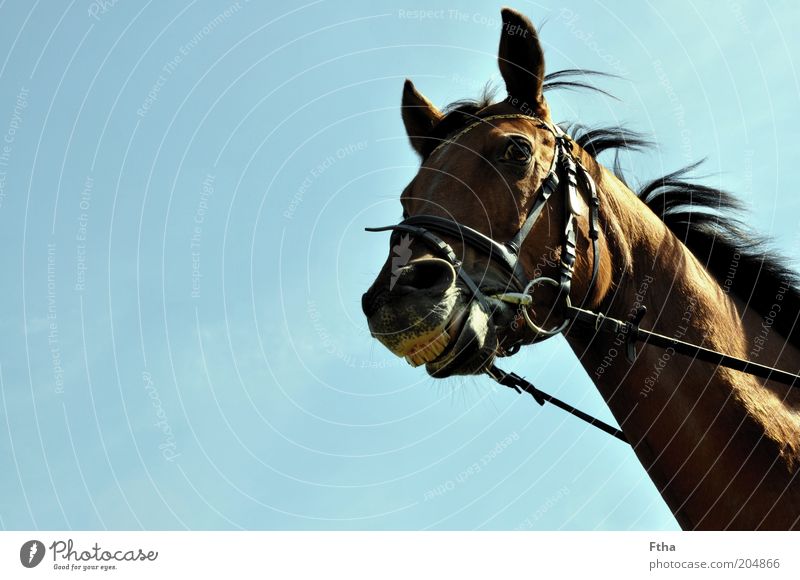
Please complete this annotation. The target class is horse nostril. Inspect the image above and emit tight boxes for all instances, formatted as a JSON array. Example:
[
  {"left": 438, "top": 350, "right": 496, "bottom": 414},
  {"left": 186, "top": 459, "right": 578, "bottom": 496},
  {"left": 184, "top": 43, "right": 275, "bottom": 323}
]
[
  {"left": 393, "top": 258, "right": 456, "bottom": 294},
  {"left": 362, "top": 258, "right": 457, "bottom": 320}
]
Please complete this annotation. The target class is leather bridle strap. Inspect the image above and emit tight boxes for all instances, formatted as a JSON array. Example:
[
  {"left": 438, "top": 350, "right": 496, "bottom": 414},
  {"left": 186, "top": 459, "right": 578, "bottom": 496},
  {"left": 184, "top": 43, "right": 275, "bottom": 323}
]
[
  {"left": 506, "top": 165, "right": 560, "bottom": 256},
  {"left": 487, "top": 365, "right": 628, "bottom": 443},
  {"left": 580, "top": 159, "right": 602, "bottom": 298},
  {"left": 568, "top": 304, "right": 800, "bottom": 387},
  {"left": 365, "top": 221, "right": 493, "bottom": 313}
]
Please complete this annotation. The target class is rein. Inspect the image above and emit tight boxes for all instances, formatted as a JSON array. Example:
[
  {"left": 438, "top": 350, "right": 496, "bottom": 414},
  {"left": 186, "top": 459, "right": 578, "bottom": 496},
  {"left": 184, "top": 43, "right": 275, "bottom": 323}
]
[{"left": 366, "top": 113, "right": 800, "bottom": 446}]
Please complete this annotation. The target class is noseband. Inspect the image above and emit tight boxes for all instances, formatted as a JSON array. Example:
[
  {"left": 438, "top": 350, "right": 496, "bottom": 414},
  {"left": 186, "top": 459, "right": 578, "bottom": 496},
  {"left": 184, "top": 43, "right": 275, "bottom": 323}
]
[{"left": 367, "top": 113, "right": 602, "bottom": 344}]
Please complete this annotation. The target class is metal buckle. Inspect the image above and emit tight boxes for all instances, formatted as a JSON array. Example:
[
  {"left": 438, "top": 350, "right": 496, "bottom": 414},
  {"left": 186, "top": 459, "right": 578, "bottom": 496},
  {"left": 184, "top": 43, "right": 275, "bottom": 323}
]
[{"left": 490, "top": 292, "right": 532, "bottom": 306}]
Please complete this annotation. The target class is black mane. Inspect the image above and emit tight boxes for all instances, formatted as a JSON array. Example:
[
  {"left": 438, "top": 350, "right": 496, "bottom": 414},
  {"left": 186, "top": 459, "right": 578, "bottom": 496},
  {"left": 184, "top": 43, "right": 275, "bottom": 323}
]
[
  {"left": 421, "top": 86, "right": 496, "bottom": 158},
  {"left": 430, "top": 70, "right": 800, "bottom": 345},
  {"left": 634, "top": 165, "right": 800, "bottom": 345}
]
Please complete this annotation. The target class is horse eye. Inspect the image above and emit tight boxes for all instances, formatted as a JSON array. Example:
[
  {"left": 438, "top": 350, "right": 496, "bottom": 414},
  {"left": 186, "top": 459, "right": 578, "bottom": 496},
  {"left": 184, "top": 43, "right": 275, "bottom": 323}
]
[{"left": 501, "top": 136, "right": 532, "bottom": 164}]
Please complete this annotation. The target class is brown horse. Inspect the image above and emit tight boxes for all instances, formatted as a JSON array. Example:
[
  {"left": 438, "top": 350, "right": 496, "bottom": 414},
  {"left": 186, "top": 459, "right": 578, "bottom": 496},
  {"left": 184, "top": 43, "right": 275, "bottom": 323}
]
[{"left": 361, "top": 8, "right": 800, "bottom": 530}]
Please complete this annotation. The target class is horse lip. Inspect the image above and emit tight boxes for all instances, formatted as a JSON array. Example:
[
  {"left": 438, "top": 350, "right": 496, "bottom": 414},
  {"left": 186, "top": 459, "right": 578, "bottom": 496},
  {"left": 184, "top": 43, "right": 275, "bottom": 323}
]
[
  {"left": 438, "top": 308, "right": 469, "bottom": 360},
  {"left": 401, "top": 289, "right": 517, "bottom": 372},
  {"left": 425, "top": 304, "right": 484, "bottom": 373},
  {"left": 446, "top": 308, "right": 468, "bottom": 340},
  {"left": 404, "top": 307, "right": 467, "bottom": 367}
]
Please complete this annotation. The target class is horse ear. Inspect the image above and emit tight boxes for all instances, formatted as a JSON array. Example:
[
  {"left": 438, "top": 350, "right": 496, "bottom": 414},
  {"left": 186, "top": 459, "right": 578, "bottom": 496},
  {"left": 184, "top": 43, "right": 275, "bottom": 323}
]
[
  {"left": 401, "top": 79, "right": 443, "bottom": 157},
  {"left": 498, "top": 8, "right": 546, "bottom": 115}
]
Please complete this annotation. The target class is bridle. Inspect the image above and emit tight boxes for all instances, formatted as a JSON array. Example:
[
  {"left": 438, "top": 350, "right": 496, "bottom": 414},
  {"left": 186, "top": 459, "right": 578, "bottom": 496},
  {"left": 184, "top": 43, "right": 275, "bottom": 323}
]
[
  {"left": 368, "top": 113, "right": 600, "bottom": 338},
  {"left": 367, "top": 113, "right": 800, "bottom": 445}
]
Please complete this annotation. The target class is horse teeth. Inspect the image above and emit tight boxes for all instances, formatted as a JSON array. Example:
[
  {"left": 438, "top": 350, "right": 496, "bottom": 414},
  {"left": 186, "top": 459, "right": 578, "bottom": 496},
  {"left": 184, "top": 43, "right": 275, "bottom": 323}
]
[{"left": 402, "top": 327, "right": 453, "bottom": 367}]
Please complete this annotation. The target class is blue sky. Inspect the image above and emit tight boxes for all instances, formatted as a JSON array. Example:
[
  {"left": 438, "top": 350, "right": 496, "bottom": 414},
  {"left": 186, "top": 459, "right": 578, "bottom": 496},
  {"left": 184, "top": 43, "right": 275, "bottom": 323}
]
[{"left": 0, "top": 0, "right": 798, "bottom": 530}]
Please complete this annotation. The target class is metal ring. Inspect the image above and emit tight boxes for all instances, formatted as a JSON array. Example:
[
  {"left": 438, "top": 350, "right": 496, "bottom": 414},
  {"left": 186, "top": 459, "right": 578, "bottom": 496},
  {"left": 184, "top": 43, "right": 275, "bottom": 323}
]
[{"left": 521, "top": 277, "right": 571, "bottom": 336}]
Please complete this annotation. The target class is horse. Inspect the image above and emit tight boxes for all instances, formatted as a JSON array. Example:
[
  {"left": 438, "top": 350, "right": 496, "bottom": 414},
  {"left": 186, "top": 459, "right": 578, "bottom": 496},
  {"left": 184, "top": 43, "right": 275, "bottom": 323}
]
[{"left": 361, "top": 8, "right": 800, "bottom": 530}]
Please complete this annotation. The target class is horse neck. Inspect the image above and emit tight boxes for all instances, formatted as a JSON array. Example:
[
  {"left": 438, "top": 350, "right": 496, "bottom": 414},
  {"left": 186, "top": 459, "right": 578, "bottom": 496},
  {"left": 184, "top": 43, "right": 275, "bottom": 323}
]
[{"left": 564, "top": 158, "right": 800, "bottom": 529}]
